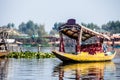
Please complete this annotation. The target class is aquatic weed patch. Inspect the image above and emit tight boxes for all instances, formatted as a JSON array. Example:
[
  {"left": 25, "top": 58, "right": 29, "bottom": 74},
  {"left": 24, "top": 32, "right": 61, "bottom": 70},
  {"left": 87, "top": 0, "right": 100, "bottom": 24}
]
[{"left": 7, "top": 51, "right": 55, "bottom": 59}]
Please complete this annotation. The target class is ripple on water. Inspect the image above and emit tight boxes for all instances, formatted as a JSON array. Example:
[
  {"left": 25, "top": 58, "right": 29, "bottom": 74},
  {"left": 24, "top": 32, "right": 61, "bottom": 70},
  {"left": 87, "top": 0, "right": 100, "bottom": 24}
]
[{"left": 0, "top": 55, "right": 120, "bottom": 80}]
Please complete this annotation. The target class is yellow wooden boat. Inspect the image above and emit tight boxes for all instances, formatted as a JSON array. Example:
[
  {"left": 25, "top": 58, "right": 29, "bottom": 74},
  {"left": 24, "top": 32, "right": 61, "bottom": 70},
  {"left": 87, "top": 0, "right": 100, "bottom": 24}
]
[
  {"left": 52, "top": 50, "right": 116, "bottom": 62},
  {"left": 52, "top": 19, "right": 116, "bottom": 62}
]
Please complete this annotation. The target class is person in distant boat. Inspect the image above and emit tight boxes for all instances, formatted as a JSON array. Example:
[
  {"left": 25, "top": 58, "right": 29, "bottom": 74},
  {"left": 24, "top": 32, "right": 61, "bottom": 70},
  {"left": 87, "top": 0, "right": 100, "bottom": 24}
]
[{"left": 111, "top": 37, "right": 115, "bottom": 50}]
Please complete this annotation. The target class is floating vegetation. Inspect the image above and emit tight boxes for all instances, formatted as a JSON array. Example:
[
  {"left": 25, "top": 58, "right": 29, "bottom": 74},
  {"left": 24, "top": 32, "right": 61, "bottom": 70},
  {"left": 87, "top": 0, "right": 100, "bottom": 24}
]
[{"left": 7, "top": 51, "right": 55, "bottom": 59}]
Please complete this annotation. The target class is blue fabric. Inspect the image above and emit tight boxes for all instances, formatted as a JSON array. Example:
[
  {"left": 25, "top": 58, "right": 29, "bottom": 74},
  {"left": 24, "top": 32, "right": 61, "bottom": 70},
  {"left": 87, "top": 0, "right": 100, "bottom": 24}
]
[{"left": 102, "top": 43, "right": 107, "bottom": 52}]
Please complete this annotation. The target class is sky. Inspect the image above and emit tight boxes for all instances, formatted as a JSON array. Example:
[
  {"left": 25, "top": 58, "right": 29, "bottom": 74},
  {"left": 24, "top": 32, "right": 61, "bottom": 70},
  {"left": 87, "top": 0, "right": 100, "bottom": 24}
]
[{"left": 0, "top": 0, "right": 120, "bottom": 32}]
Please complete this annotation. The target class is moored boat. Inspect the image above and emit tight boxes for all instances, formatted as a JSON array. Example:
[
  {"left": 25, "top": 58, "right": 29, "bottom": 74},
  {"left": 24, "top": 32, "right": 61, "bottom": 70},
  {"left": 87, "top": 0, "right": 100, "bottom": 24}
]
[
  {"left": 52, "top": 19, "right": 116, "bottom": 62},
  {"left": 0, "top": 51, "right": 9, "bottom": 57},
  {"left": 52, "top": 50, "right": 116, "bottom": 62},
  {"left": 0, "top": 31, "right": 9, "bottom": 57}
]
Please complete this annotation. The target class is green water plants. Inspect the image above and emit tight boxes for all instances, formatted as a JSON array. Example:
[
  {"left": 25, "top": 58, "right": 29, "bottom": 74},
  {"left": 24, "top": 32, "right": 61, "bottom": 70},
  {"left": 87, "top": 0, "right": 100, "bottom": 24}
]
[{"left": 7, "top": 51, "right": 55, "bottom": 59}]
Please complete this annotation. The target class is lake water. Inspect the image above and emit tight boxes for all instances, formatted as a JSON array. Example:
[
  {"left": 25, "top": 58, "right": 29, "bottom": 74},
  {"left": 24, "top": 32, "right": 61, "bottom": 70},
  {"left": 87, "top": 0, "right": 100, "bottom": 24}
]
[
  {"left": 0, "top": 48, "right": 120, "bottom": 80},
  {"left": 11, "top": 46, "right": 59, "bottom": 53}
]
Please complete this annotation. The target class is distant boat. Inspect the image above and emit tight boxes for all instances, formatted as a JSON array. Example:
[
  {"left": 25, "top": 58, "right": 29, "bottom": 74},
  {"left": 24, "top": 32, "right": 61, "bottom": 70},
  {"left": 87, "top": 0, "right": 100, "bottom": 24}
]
[
  {"left": 0, "top": 51, "right": 9, "bottom": 57},
  {"left": 52, "top": 19, "right": 116, "bottom": 62},
  {"left": 0, "top": 39, "right": 15, "bottom": 43},
  {"left": 0, "top": 31, "right": 10, "bottom": 57},
  {"left": 0, "top": 40, "right": 9, "bottom": 57}
]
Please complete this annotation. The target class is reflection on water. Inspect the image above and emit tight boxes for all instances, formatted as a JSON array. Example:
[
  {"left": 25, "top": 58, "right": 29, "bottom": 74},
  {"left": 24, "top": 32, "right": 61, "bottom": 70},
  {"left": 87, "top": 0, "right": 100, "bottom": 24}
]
[
  {"left": 0, "top": 50, "right": 120, "bottom": 80},
  {"left": 53, "top": 61, "right": 120, "bottom": 80},
  {"left": 53, "top": 48, "right": 120, "bottom": 80},
  {"left": 0, "top": 58, "right": 8, "bottom": 80},
  {"left": 3, "top": 58, "right": 60, "bottom": 80},
  {"left": 0, "top": 58, "right": 120, "bottom": 80}
]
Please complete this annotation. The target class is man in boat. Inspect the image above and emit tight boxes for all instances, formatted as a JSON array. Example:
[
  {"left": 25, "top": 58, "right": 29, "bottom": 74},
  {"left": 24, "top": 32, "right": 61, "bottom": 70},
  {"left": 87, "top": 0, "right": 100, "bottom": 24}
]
[
  {"left": 99, "top": 38, "right": 108, "bottom": 53},
  {"left": 102, "top": 42, "right": 108, "bottom": 53},
  {"left": 111, "top": 37, "right": 115, "bottom": 50}
]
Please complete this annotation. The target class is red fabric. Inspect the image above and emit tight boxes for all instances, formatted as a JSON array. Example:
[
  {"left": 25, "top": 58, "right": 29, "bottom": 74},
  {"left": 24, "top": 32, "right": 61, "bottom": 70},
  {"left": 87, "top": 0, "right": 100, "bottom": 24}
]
[{"left": 81, "top": 43, "right": 102, "bottom": 55}]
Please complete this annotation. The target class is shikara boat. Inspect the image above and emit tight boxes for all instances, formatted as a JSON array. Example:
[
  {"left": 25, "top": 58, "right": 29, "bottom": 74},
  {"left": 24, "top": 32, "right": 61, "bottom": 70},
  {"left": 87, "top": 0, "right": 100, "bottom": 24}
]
[
  {"left": 0, "top": 51, "right": 9, "bottom": 57},
  {"left": 52, "top": 19, "right": 116, "bottom": 62},
  {"left": 0, "top": 43, "right": 9, "bottom": 57},
  {"left": 52, "top": 50, "right": 116, "bottom": 62},
  {"left": 0, "top": 31, "right": 9, "bottom": 58}
]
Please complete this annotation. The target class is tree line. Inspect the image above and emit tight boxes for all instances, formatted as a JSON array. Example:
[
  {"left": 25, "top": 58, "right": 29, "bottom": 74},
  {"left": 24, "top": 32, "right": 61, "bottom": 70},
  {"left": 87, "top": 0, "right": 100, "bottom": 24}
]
[
  {"left": 4, "top": 20, "right": 120, "bottom": 36},
  {"left": 50, "top": 20, "right": 120, "bottom": 35},
  {"left": 18, "top": 20, "right": 47, "bottom": 37},
  {"left": 4, "top": 20, "right": 48, "bottom": 46},
  {"left": 102, "top": 21, "right": 120, "bottom": 34},
  {"left": 1, "top": 20, "right": 119, "bottom": 46}
]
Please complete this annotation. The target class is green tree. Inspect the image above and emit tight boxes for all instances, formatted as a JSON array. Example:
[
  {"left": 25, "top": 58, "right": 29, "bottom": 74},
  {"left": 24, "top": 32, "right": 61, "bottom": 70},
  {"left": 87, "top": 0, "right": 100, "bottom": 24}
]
[
  {"left": 49, "top": 22, "right": 64, "bottom": 36},
  {"left": 81, "top": 22, "right": 100, "bottom": 30},
  {"left": 52, "top": 22, "right": 63, "bottom": 31},
  {"left": 7, "top": 23, "right": 11, "bottom": 28},
  {"left": 11, "top": 23, "right": 15, "bottom": 28},
  {"left": 7, "top": 23, "right": 15, "bottom": 28},
  {"left": 18, "top": 20, "right": 47, "bottom": 37},
  {"left": 102, "top": 21, "right": 120, "bottom": 33},
  {"left": 19, "top": 22, "right": 26, "bottom": 33}
]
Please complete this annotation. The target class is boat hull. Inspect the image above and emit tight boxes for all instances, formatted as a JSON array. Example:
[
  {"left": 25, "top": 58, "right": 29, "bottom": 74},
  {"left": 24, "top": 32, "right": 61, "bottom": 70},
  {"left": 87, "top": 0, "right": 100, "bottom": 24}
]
[
  {"left": 0, "top": 51, "right": 9, "bottom": 58},
  {"left": 52, "top": 50, "right": 116, "bottom": 62}
]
